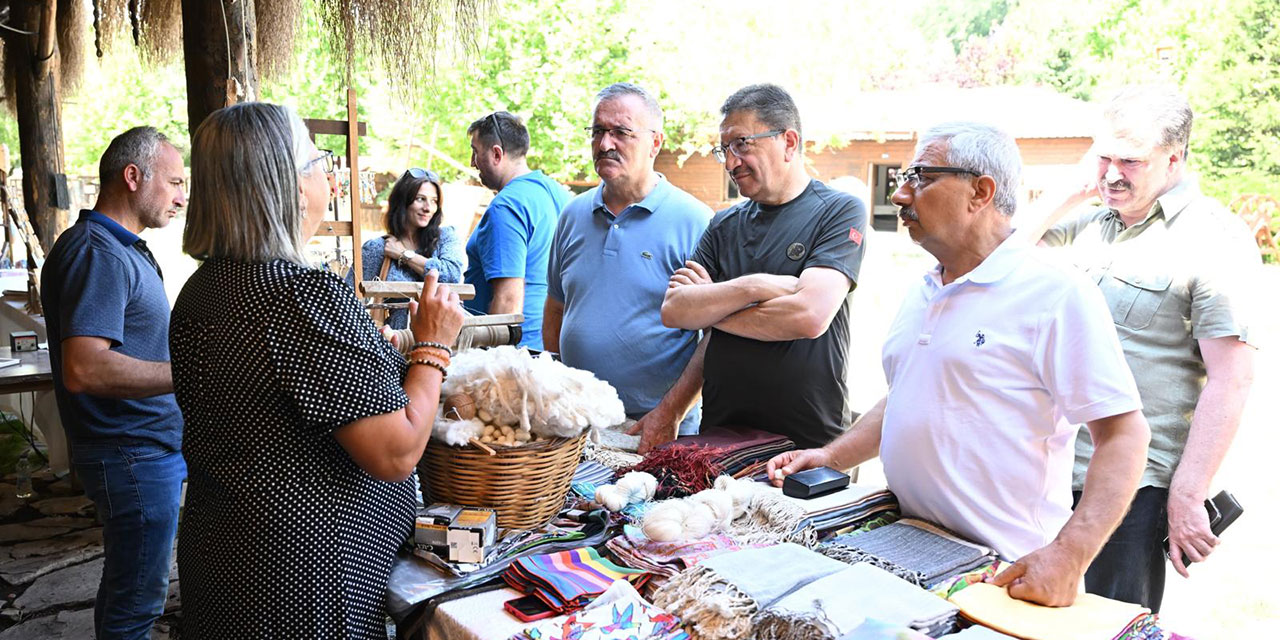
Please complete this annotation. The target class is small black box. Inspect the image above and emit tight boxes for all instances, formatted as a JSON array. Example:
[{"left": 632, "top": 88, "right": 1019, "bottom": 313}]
[{"left": 782, "top": 466, "right": 850, "bottom": 499}]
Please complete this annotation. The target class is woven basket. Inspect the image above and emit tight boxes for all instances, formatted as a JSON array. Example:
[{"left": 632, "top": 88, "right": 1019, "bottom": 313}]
[{"left": 418, "top": 432, "right": 587, "bottom": 529}]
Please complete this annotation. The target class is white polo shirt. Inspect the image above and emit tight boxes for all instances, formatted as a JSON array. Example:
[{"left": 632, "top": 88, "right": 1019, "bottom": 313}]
[{"left": 880, "top": 236, "right": 1142, "bottom": 560}]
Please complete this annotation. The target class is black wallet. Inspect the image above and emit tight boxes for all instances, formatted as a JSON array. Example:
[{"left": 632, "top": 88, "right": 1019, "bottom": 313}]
[
  {"left": 782, "top": 466, "right": 850, "bottom": 499},
  {"left": 1164, "top": 490, "right": 1243, "bottom": 565}
]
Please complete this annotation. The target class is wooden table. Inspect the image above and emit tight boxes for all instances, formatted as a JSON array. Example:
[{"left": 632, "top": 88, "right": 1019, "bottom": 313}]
[{"left": 0, "top": 345, "right": 53, "bottom": 394}]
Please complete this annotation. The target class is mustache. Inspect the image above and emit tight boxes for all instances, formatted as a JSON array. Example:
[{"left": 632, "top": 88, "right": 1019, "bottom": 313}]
[
  {"left": 595, "top": 150, "right": 621, "bottom": 162},
  {"left": 1103, "top": 179, "right": 1130, "bottom": 190},
  {"left": 898, "top": 207, "right": 919, "bottom": 222}
]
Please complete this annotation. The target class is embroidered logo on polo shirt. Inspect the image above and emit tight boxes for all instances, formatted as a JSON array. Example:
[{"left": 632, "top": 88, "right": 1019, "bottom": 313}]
[
  {"left": 974, "top": 331, "right": 986, "bottom": 347},
  {"left": 786, "top": 243, "right": 806, "bottom": 260},
  {"left": 849, "top": 227, "right": 863, "bottom": 246},
  {"left": 641, "top": 251, "right": 652, "bottom": 260}
]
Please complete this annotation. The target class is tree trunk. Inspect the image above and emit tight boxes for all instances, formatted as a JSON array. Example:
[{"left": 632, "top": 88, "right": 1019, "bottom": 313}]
[
  {"left": 12, "top": 0, "right": 68, "bottom": 252},
  {"left": 181, "top": 0, "right": 258, "bottom": 138}
]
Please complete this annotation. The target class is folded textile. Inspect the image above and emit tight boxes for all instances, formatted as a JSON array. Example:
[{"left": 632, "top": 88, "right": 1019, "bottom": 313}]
[
  {"left": 512, "top": 579, "right": 689, "bottom": 640},
  {"left": 753, "top": 484, "right": 899, "bottom": 538},
  {"left": 938, "top": 624, "right": 1019, "bottom": 638},
  {"left": 948, "top": 582, "right": 1150, "bottom": 640},
  {"left": 572, "top": 460, "right": 618, "bottom": 487},
  {"left": 754, "top": 563, "right": 959, "bottom": 639},
  {"left": 838, "top": 619, "right": 933, "bottom": 639},
  {"left": 605, "top": 528, "right": 765, "bottom": 594},
  {"left": 583, "top": 440, "right": 644, "bottom": 471},
  {"left": 652, "top": 543, "right": 849, "bottom": 640},
  {"left": 503, "top": 547, "right": 650, "bottom": 613},
  {"left": 821, "top": 518, "right": 997, "bottom": 587}
]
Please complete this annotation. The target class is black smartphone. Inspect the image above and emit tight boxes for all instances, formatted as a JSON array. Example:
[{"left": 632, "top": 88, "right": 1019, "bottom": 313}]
[
  {"left": 1164, "top": 490, "right": 1243, "bottom": 565},
  {"left": 504, "top": 594, "right": 556, "bottom": 623}
]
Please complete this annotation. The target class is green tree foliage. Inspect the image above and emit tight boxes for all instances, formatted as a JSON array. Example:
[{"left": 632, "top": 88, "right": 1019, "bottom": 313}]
[{"left": 1184, "top": 0, "right": 1280, "bottom": 201}]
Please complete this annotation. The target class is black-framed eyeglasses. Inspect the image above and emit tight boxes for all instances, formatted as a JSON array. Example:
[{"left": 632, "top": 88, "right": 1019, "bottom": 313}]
[
  {"left": 304, "top": 149, "right": 335, "bottom": 175},
  {"left": 404, "top": 167, "right": 441, "bottom": 182},
  {"left": 897, "top": 165, "right": 982, "bottom": 189},
  {"left": 711, "top": 130, "right": 784, "bottom": 163},
  {"left": 584, "top": 126, "right": 656, "bottom": 141}
]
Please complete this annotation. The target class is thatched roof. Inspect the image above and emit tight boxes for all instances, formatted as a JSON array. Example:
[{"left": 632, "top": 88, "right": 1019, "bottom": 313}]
[{"left": 2, "top": 0, "right": 491, "bottom": 113}]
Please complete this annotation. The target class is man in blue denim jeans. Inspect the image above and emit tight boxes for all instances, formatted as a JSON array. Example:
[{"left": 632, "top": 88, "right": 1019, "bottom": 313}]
[{"left": 41, "top": 126, "right": 188, "bottom": 639}]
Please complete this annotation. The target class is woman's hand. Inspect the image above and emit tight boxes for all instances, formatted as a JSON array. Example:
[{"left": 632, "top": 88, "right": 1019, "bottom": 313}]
[
  {"left": 409, "top": 269, "right": 464, "bottom": 347},
  {"left": 383, "top": 236, "right": 405, "bottom": 259}
]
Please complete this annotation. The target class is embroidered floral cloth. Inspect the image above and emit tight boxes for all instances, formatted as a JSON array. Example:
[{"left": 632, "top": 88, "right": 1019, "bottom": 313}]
[{"left": 512, "top": 579, "right": 689, "bottom": 640}]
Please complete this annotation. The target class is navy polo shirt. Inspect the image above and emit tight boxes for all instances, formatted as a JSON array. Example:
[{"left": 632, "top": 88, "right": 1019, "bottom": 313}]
[
  {"left": 548, "top": 177, "right": 712, "bottom": 433},
  {"left": 41, "top": 210, "right": 183, "bottom": 450}
]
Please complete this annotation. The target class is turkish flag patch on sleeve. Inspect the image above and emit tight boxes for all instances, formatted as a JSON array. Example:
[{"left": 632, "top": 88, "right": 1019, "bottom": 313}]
[{"left": 849, "top": 227, "right": 863, "bottom": 246}]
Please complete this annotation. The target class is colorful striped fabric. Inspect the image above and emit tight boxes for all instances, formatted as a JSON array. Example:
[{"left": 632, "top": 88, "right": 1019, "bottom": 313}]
[{"left": 503, "top": 547, "right": 650, "bottom": 613}]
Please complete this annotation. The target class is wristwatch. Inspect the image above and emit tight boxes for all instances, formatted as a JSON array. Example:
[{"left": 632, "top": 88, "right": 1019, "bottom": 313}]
[{"left": 399, "top": 249, "right": 418, "bottom": 266}]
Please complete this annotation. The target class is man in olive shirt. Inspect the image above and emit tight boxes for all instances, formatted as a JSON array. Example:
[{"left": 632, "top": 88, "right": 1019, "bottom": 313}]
[
  {"left": 661, "top": 84, "right": 868, "bottom": 449},
  {"left": 1036, "top": 85, "right": 1257, "bottom": 611}
]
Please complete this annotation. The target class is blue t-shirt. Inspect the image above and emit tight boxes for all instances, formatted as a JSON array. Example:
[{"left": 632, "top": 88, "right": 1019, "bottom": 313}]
[
  {"left": 548, "top": 178, "right": 712, "bottom": 434},
  {"left": 40, "top": 210, "right": 183, "bottom": 451},
  {"left": 464, "top": 170, "right": 568, "bottom": 350}
]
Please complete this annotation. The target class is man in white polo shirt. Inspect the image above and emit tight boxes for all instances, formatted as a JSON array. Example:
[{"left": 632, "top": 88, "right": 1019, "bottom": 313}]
[{"left": 767, "top": 121, "right": 1150, "bottom": 607}]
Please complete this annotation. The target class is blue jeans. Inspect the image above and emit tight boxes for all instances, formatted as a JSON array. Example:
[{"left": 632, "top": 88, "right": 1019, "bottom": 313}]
[
  {"left": 1073, "top": 485, "right": 1168, "bottom": 612},
  {"left": 73, "top": 443, "right": 186, "bottom": 640}
]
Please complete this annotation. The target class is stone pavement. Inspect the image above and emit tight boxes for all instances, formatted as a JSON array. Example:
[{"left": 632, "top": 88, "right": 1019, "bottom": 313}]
[{"left": 0, "top": 471, "right": 179, "bottom": 639}]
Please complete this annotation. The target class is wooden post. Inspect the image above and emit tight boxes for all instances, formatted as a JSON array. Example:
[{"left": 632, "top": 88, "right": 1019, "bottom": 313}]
[
  {"left": 12, "top": 0, "right": 69, "bottom": 251},
  {"left": 181, "top": 0, "right": 258, "bottom": 136}
]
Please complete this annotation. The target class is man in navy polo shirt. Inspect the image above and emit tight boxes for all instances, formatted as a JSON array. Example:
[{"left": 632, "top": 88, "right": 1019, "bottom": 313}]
[
  {"left": 464, "top": 111, "right": 569, "bottom": 351},
  {"left": 41, "top": 126, "right": 187, "bottom": 640},
  {"left": 544, "top": 83, "right": 713, "bottom": 453}
]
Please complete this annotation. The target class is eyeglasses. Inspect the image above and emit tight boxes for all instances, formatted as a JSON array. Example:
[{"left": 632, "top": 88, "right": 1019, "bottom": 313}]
[
  {"left": 304, "top": 149, "right": 335, "bottom": 175},
  {"left": 404, "top": 167, "right": 441, "bottom": 182},
  {"left": 585, "top": 126, "right": 655, "bottom": 141},
  {"left": 711, "top": 130, "right": 783, "bottom": 163},
  {"left": 488, "top": 112, "right": 505, "bottom": 148},
  {"left": 897, "top": 165, "right": 981, "bottom": 189}
]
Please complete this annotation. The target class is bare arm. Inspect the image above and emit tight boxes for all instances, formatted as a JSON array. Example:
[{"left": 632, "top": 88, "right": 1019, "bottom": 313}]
[
  {"left": 333, "top": 271, "right": 465, "bottom": 482},
  {"left": 660, "top": 261, "right": 796, "bottom": 330},
  {"left": 1166, "top": 336, "right": 1254, "bottom": 576},
  {"left": 1026, "top": 181, "right": 1098, "bottom": 246},
  {"left": 61, "top": 336, "right": 173, "bottom": 398},
  {"left": 992, "top": 409, "right": 1149, "bottom": 606},
  {"left": 627, "top": 334, "right": 708, "bottom": 453},
  {"left": 767, "top": 396, "right": 886, "bottom": 485},
  {"left": 713, "top": 266, "right": 852, "bottom": 341},
  {"left": 542, "top": 296, "right": 565, "bottom": 354},
  {"left": 488, "top": 277, "right": 525, "bottom": 315}
]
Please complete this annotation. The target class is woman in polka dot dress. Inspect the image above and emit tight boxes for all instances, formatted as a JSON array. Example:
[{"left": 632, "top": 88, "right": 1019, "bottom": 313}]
[{"left": 171, "top": 102, "right": 464, "bottom": 639}]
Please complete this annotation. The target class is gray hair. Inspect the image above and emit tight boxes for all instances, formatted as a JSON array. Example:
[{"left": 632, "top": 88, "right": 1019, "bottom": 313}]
[
  {"left": 1103, "top": 85, "right": 1193, "bottom": 155},
  {"left": 917, "top": 121, "right": 1022, "bottom": 216},
  {"left": 184, "top": 102, "right": 314, "bottom": 265},
  {"left": 720, "top": 83, "right": 802, "bottom": 142},
  {"left": 594, "top": 82, "right": 664, "bottom": 131},
  {"left": 98, "top": 126, "right": 170, "bottom": 186}
]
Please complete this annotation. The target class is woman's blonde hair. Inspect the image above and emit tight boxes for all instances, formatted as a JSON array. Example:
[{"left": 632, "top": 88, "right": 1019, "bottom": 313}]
[{"left": 184, "top": 102, "right": 316, "bottom": 264}]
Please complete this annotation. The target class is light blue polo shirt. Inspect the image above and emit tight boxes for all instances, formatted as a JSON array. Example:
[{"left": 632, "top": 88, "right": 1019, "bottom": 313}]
[
  {"left": 547, "top": 177, "right": 712, "bottom": 434},
  {"left": 464, "top": 170, "right": 569, "bottom": 350}
]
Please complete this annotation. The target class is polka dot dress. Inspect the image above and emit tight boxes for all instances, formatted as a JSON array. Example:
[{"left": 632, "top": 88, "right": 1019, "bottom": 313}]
[{"left": 171, "top": 258, "right": 415, "bottom": 639}]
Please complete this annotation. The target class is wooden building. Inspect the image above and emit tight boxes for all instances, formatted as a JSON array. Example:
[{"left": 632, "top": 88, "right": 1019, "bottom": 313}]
[{"left": 657, "top": 86, "right": 1097, "bottom": 232}]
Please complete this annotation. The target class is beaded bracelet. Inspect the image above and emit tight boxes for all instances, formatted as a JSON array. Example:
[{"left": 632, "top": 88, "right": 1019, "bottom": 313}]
[
  {"left": 410, "top": 341, "right": 454, "bottom": 356},
  {"left": 409, "top": 347, "right": 451, "bottom": 367},
  {"left": 407, "top": 357, "right": 448, "bottom": 380}
]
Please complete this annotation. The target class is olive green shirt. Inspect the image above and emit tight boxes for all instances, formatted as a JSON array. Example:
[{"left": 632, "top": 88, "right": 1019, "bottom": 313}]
[{"left": 1042, "top": 179, "right": 1258, "bottom": 489}]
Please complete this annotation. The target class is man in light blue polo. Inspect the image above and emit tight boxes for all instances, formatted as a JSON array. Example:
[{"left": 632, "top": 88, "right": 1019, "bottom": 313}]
[
  {"left": 544, "top": 83, "right": 713, "bottom": 452},
  {"left": 465, "top": 111, "right": 569, "bottom": 350}
]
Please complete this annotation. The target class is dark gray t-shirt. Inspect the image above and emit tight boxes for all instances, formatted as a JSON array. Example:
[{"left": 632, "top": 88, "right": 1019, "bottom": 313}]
[{"left": 693, "top": 179, "right": 868, "bottom": 449}]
